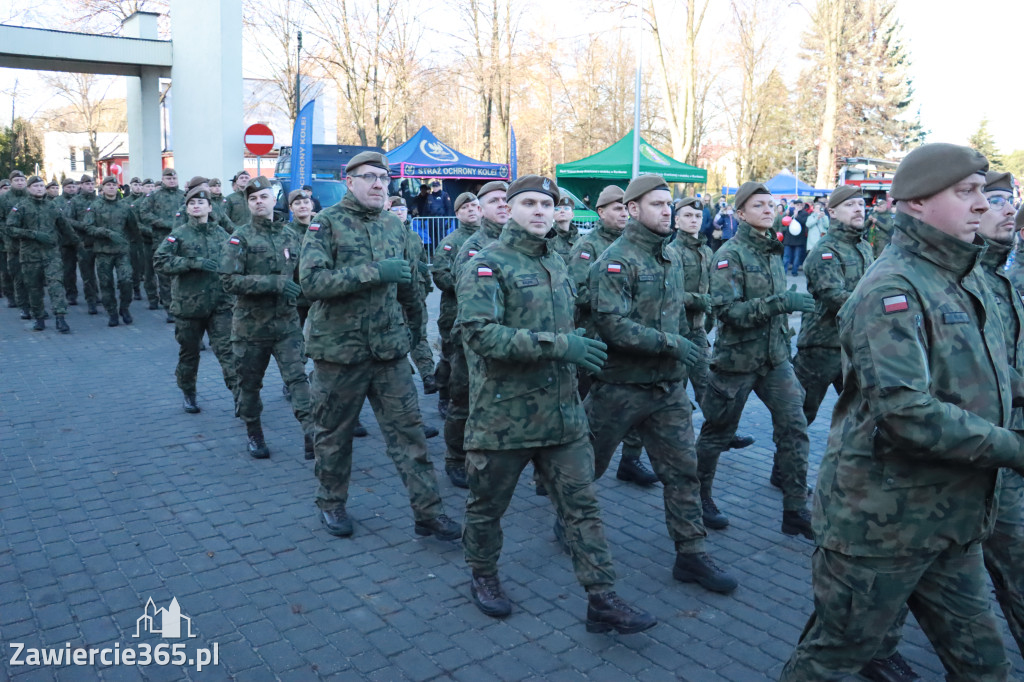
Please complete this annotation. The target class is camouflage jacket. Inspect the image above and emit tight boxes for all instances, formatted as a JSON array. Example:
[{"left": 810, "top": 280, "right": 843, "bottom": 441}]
[
  {"left": 220, "top": 215, "right": 302, "bottom": 341},
  {"left": 5, "top": 195, "right": 78, "bottom": 262},
  {"left": 139, "top": 186, "right": 186, "bottom": 239},
  {"left": 452, "top": 218, "right": 505, "bottom": 327},
  {"left": 173, "top": 200, "right": 235, "bottom": 234},
  {"left": 83, "top": 195, "right": 140, "bottom": 255},
  {"left": 153, "top": 217, "right": 234, "bottom": 318},
  {"left": 549, "top": 223, "right": 578, "bottom": 260},
  {"left": 285, "top": 220, "right": 312, "bottom": 310},
  {"left": 430, "top": 220, "right": 478, "bottom": 338},
  {"left": 568, "top": 222, "right": 624, "bottom": 328},
  {"left": 814, "top": 213, "right": 1024, "bottom": 557},
  {"left": 709, "top": 221, "right": 792, "bottom": 374},
  {"left": 870, "top": 210, "right": 896, "bottom": 259},
  {"left": 0, "top": 188, "right": 28, "bottom": 246},
  {"left": 796, "top": 220, "right": 874, "bottom": 350},
  {"left": 590, "top": 219, "right": 689, "bottom": 385},
  {"left": 406, "top": 224, "right": 432, "bottom": 298},
  {"left": 67, "top": 191, "right": 97, "bottom": 246},
  {"left": 666, "top": 230, "right": 712, "bottom": 336},
  {"left": 298, "top": 193, "right": 423, "bottom": 364},
  {"left": 979, "top": 237, "right": 1024, "bottom": 431},
  {"left": 459, "top": 220, "right": 585, "bottom": 450},
  {"left": 126, "top": 192, "right": 147, "bottom": 242},
  {"left": 225, "top": 190, "right": 250, "bottom": 227}
]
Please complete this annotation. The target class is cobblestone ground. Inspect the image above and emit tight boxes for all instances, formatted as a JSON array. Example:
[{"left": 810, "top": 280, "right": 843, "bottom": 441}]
[{"left": 1, "top": 279, "right": 1022, "bottom": 681}]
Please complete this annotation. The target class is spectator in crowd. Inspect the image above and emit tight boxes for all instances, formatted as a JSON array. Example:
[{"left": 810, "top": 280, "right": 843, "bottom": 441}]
[
  {"left": 422, "top": 179, "right": 454, "bottom": 217},
  {"left": 782, "top": 199, "right": 810, "bottom": 276},
  {"left": 804, "top": 199, "right": 829, "bottom": 254},
  {"left": 706, "top": 202, "right": 738, "bottom": 252}
]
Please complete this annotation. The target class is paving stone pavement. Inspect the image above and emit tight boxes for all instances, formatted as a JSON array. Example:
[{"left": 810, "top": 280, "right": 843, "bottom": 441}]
[{"left": 1, "top": 282, "right": 1023, "bottom": 681}]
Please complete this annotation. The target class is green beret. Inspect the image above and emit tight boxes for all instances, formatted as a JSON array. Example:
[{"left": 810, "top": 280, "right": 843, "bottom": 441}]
[
  {"left": 26, "top": 175, "right": 44, "bottom": 186},
  {"left": 61, "top": 177, "right": 75, "bottom": 186},
  {"left": 101, "top": 175, "right": 118, "bottom": 186},
  {"left": 185, "top": 187, "right": 211, "bottom": 203},
  {"left": 985, "top": 171, "right": 1013, "bottom": 193},
  {"left": 129, "top": 177, "right": 141, "bottom": 184},
  {"left": 827, "top": 185, "right": 863, "bottom": 209},
  {"left": 231, "top": 170, "right": 250, "bottom": 182},
  {"left": 244, "top": 175, "right": 273, "bottom": 197},
  {"left": 208, "top": 178, "right": 222, "bottom": 187},
  {"left": 388, "top": 195, "right": 406, "bottom": 207},
  {"left": 454, "top": 192, "right": 477, "bottom": 212},
  {"left": 734, "top": 182, "right": 771, "bottom": 211},
  {"left": 0, "top": 180, "right": 8, "bottom": 188},
  {"left": 288, "top": 188, "right": 311, "bottom": 205},
  {"left": 676, "top": 196, "right": 704, "bottom": 210},
  {"left": 80, "top": 174, "right": 93, "bottom": 183},
  {"left": 890, "top": 143, "right": 988, "bottom": 200},
  {"left": 142, "top": 178, "right": 154, "bottom": 185},
  {"left": 345, "top": 151, "right": 390, "bottom": 174},
  {"left": 161, "top": 167, "right": 177, "bottom": 177},
  {"left": 477, "top": 181, "right": 508, "bottom": 199},
  {"left": 595, "top": 185, "right": 625, "bottom": 208},
  {"left": 623, "top": 174, "right": 670, "bottom": 204},
  {"left": 46, "top": 180, "right": 58, "bottom": 189},
  {"left": 9, "top": 170, "right": 24, "bottom": 180},
  {"left": 556, "top": 195, "right": 574, "bottom": 208},
  {"left": 186, "top": 175, "right": 208, "bottom": 191},
  {"left": 506, "top": 174, "right": 559, "bottom": 203}
]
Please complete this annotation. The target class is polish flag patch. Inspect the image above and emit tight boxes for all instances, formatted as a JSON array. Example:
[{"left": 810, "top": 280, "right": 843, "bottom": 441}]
[
  {"left": 607, "top": 262, "right": 622, "bottom": 273},
  {"left": 821, "top": 252, "right": 833, "bottom": 260},
  {"left": 284, "top": 248, "right": 290, "bottom": 260},
  {"left": 443, "top": 244, "right": 452, "bottom": 251},
  {"left": 717, "top": 260, "right": 729, "bottom": 269},
  {"left": 229, "top": 237, "right": 241, "bottom": 245},
  {"left": 468, "top": 250, "right": 478, "bottom": 256},
  {"left": 580, "top": 251, "right": 591, "bottom": 260},
  {"left": 883, "top": 295, "right": 909, "bottom": 314},
  {"left": 308, "top": 223, "right": 320, "bottom": 231},
  {"left": 165, "top": 236, "right": 176, "bottom": 243},
  {"left": 477, "top": 266, "right": 493, "bottom": 277}
]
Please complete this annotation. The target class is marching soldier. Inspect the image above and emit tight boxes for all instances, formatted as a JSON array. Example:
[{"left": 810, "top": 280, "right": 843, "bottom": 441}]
[
  {"left": 67, "top": 174, "right": 101, "bottom": 315},
  {"left": 299, "top": 151, "right": 459, "bottom": 540},
  {"left": 154, "top": 185, "right": 238, "bottom": 415},
  {"left": 390, "top": 195, "right": 437, "bottom": 396},
  {"left": 867, "top": 194, "right": 896, "bottom": 259},
  {"left": 140, "top": 168, "right": 186, "bottom": 320},
  {"left": 126, "top": 177, "right": 147, "bottom": 301},
  {"left": 458, "top": 173, "right": 655, "bottom": 633},
  {"left": 224, "top": 171, "right": 251, "bottom": 227},
  {"left": 45, "top": 181, "right": 59, "bottom": 200},
  {"left": 1, "top": 171, "right": 29, "bottom": 317},
  {"left": 54, "top": 177, "right": 80, "bottom": 306},
  {"left": 83, "top": 176, "right": 140, "bottom": 327},
  {"left": 694, "top": 182, "right": 816, "bottom": 537},
  {"left": 549, "top": 194, "right": 578, "bottom": 259},
  {"left": 220, "top": 176, "right": 314, "bottom": 460}
]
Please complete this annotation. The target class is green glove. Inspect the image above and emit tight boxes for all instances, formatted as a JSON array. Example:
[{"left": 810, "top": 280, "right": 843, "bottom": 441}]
[
  {"left": 200, "top": 258, "right": 219, "bottom": 272},
  {"left": 695, "top": 293, "right": 712, "bottom": 314},
  {"left": 667, "top": 333, "right": 703, "bottom": 367},
  {"left": 377, "top": 258, "right": 413, "bottom": 284},
  {"left": 783, "top": 284, "right": 816, "bottom": 314},
  {"left": 282, "top": 280, "right": 302, "bottom": 299},
  {"left": 560, "top": 334, "right": 608, "bottom": 374},
  {"left": 35, "top": 232, "right": 57, "bottom": 247}
]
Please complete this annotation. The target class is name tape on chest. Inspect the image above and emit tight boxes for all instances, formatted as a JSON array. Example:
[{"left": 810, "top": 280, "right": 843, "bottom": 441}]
[
  {"left": 717, "top": 260, "right": 729, "bottom": 269},
  {"left": 477, "top": 266, "right": 493, "bottom": 277},
  {"left": 580, "top": 251, "right": 591, "bottom": 260},
  {"left": 883, "top": 294, "right": 908, "bottom": 314},
  {"left": 607, "top": 262, "right": 622, "bottom": 273},
  {"left": 821, "top": 252, "right": 833, "bottom": 260},
  {"left": 229, "top": 237, "right": 241, "bottom": 245}
]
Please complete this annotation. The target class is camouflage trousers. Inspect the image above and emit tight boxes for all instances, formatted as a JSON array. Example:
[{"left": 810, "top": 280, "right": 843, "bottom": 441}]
[
  {"left": 410, "top": 298, "right": 435, "bottom": 381},
  {"left": 130, "top": 239, "right": 146, "bottom": 291},
  {"left": 311, "top": 356, "right": 444, "bottom": 522},
  {"left": 696, "top": 364, "right": 809, "bottom": 511},
  {"left": 174, "top": 311, "right": 237, "bottom": 398},
  {"left": 0, "top": 246, "right": 9, "bottom": 299},
  {"left": 60, "top": 244, "right": 78, "bottom": 302},
  {"left": 464, "top": 435, "right": 616, "bottom": 590},
  {"left": 95, "top": 252, "right": 133, "bottom": 313},
  {"left": 685, "top": 326, "right": 711, "bottom": 409},
  {"left": 76, "top": 244, "right": 99, "bottom": 306},
  {"left": 434, "top": 325, "right": 453, "bottom": 402},
  {"left": 577, "top": 371, "right": 645, "bottom": 461},
  {"left": 444, "top": 331, "right": 470, "bottom": 469},
  {"left": 586, "top": 380, "right": 706, "bottom": 554},
  {"left": 6, "top": 241, "right": 26, "bottom": 308},
  {"left": 142, "top": 239, "right": 159, "bottom": 304},
  {"left": 21, "top": 255, "right": 67, "bottom": 319},
  {"left": 151, "top": 231, "right": 172, "bottom": 307},
  {"left": 233, "top": 331, "right": 312, "bottom": 435},
  {"left": 792, "top": 346, "right": 842, "bottom": 426},
  {"left": 780, "top": 544, "right": 1010, "bottom": 681}
]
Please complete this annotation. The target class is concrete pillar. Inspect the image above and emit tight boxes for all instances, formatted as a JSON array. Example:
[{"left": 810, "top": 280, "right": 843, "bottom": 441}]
[
  {"left": 122, "top": 12, "right": 163, "bottom": 181},
  {"left": 169, "top": 0, "right": 243, "bottom": 182}
]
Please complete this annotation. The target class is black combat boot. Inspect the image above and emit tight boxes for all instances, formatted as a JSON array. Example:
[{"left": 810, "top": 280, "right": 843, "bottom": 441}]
[
  {"left": 422, "top": 374, "right": 438, "bottom": 394},
  {"left": 246, "top": 424, "right": 270, "bottom": 459},
  {"left": 133, "top": 286, "right": 142, "bottom": 300},
  {"left": 107, "top": 313, "right": 119, "bottom": 327},
  {"left": 6, "top": 298, "right": 16, "bottom": 308},
  {"left": 673, "top": 552, "right": 738, "bottom": 594},
  {"left": 32, "top": 318, "right": 44, "bottom": 331},
  {"left": 120, "top": 308, "right": 132, "bottom": 324},
  {"left": 616, "top": 454, "right": 659, "bottom": 486},
  {"left": 353, "top": 419, "right": 368, "bottom": 437},
  {"left": 437, "top": 396, "right": 449, "bottom": 420},
  {"left": 470, "top": 573, "right": 512, "bottom": 618},
  {"left": 182, "top": 391, "right": 200, "bottom": 414},
  {"left": 414, "top": 514, "right": 462, "bottom": 540},
  {"left": 701, "top": 496, "right": 729, "bottom": 529},
  {"left": 445, "top": 464, "right": 468, "bottom": 489},
  {"left": 782, "top": 508, "right": 814, "bottom": 539},
  {"left": 585, "top": 591, "right": 657, "bottom": 634},
  {"left": 20, "top": 308, "right": 31, "bottom": 320},
  {"left": 165, "top": 311, "right": 174, "bottom": 323},
  {"left": 304, "top": 434, "right": 314, "bottom": 460},
  {"left": 87, "top": 302, "right": 98, "bottom": 315},
  {"left": 422, "top": 424, "right": 439, "bottom": 439},
  {"left": 321, "top": 506, "right": 353, "bottom": 536},
  {"left": 148, "top": 300, "right": 159, "bottom": 310},
  {"left": 41, "top": 310, "right": 49, "bottom": 320},
  {"left": 728, "top": 434, "right": 755, "bottom": 449},
  {"left": 859, "top": 652, "right": 921, "bottom": 682},
  {"left": 67, "top": 297, "right": 78, "bottom": 306},
  {"left": 55, "top": 315, "right": 69, "bottom": 334}
]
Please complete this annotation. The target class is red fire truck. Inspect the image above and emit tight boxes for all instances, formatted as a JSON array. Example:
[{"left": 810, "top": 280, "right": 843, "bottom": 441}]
[{"left": 837, "top": 157, "right": 899, "bottom": 207}]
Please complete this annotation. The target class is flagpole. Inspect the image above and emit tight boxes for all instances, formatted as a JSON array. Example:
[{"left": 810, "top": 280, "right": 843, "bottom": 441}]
[{"left": 631, "top": 0, "right": 642, "bottom": 180}]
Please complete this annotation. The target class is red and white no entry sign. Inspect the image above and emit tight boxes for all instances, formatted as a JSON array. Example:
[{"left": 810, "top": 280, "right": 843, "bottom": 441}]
[{"left": 244, "top": 123, "right": 274, "bottom": 156}]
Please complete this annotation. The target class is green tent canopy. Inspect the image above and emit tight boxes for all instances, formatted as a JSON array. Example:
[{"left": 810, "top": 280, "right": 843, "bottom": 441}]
[{"left": 555, "top": 130, "right": 707, "bottom": 204}]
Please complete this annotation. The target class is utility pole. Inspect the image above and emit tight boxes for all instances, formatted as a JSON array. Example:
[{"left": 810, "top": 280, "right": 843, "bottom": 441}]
[
  {"left": 295, "top": 30, "right": 302, "bottom": 124},
  {"left": 631, "top": 0, "right": 642, "bottom": 180}
]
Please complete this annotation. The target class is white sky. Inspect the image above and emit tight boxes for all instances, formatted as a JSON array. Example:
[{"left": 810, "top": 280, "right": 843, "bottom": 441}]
[{"left": 0, "top": 0, "right": 1021, "bottom": 150}]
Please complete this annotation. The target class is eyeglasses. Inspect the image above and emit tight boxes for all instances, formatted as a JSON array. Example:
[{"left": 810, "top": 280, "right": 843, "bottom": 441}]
[
  {"left": 351, "top": 172, "right": 389, "bottom": 185},
  {"left": 987, "top": 196, "right": 1014, "bottom": 209}
]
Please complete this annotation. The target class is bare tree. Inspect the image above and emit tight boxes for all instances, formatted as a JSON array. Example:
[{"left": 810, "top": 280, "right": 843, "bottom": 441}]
[
  {"left": 68, "top": 0, "right": 169, "bottom": 35},
  {"left": 42, "top": 73, "right": 125, "bottom": 175}
]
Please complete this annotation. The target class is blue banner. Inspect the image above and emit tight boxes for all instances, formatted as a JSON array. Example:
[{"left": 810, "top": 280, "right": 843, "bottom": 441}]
[
  {"left": 290, "top": 99, "right": 315, "bottom": 193},
  {"left": 510, "top": 126, "right": 518, "bottom": 180}
]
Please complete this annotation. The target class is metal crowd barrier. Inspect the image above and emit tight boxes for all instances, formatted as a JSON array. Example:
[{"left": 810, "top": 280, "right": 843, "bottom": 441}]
[{"left": 413, "top": 216, "right": 599, "bottom": 264}]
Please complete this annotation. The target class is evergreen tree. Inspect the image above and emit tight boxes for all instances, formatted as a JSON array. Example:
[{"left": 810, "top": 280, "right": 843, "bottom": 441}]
[
  {"left": 0, "top": 118, "right": 45, "bottom": 177},
  {"left": 968, "top": 118, "right": 1004, "bottom": 170}
]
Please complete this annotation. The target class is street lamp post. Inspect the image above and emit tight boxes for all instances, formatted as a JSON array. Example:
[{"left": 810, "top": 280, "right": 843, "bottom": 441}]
[{"left": 295, "top": 31, "right": 302, "bottom": 123}]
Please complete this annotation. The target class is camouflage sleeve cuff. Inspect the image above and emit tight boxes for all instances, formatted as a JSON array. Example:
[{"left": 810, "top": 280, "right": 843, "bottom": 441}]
[{"left": 766, "top": 294, "right": 789, "bottom": 316}]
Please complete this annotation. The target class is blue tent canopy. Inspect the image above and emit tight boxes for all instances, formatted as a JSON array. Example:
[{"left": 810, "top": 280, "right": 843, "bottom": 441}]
[
  {"left": 387, "top": 126, "right": 510, "bottom": 180},
  {"left": 722, "top": 171, "right": 830, "bottom": 198}
]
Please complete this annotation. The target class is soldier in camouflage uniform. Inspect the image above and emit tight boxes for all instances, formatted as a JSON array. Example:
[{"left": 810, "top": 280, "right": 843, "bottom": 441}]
[
  {"left": 45, "top": 180, "right": 58, "bottom": 200},
  {"left": 299, "top": 151, "right": 459, "bottom": 540},
  {"left": 458, "top": 173, "right": 655, "bottom": 634},
  {"left": 285, "top": 188, "right": 315, "bottom": 330},
  {"left": 126, "top": 177, "right": 148, "bottom": 301},
  {"left": 154, "top": 186, "right": 238, "bottom": 416},
  {"left": 390, "top": 196, "right": 437, "bottom": 395},
  {"left": 694, "top": 182, "right": 816, "bottom": 538},
  {"left": 54, "top": 178, "right": 80, "bottom": 306},
  {"left": 549, "top": 195, "right": 578, "bottom": 259},
  {"left": 224, "top": 171, "right": 251, "bottom": 228},
  {"left": 567, "top": 185, "right": 658, "bottom": 487},
  {"left": 1, "top": 171, "right": 30, "bottom": 317},
  {"left": 5, "top": 175, "right": 77, "bottom": 333},
  {"left": 439, "top": 182, "right": 509, "bottom": 488},
  {"left": 82, "top": 176, "right": 140, "bottom": 327},
  {"left": 140, "top": 168, "right": 186, "bottom": 320},
  {"left": 430, "top": 191, "right": 482, "bottom": 422},
  {"left": 173, "top": 176, "right": 235, "bottom": 235},
  {"left": 208, "top": 178, "right": 231, "bottom": 216},
  {"left": 867, "top": 195, "right": 896, "bottom": 259},
  {"left": 220, "top": 176, "right": 313, "bottom": 460},
  {"left": 67, "top": 175, "right": 101, "bottom": 315},
  {"left": 792, "top": 185, "right": 874, "bottom": 428},
  {"left": 0, "top": 179, "right": 8, "bottom": 302},
  {"left": 780, "top": 144, "right": 1024, "bottom": 681}
]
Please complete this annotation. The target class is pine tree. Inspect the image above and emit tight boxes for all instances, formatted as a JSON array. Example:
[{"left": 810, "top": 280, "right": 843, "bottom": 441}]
[{"left": 968, "top": 118, "right": 1004, "bottom": 170}]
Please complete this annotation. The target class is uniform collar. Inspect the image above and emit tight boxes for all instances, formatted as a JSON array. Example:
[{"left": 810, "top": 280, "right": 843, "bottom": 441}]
[
  {"left": 979, "top": 236, "right": 1013, "bottom": 270},
  {"left": 623, "top": 218, "right": 668, "bottom": 255},
  {"left": 735, "top": 221, "right": 783, "bottom": 254},
  {"left": 500, "top": 220, "right": 548, "bottom": 257},
  {"left": 828, "top": 219, "right": 868, "bottom": 243},
  {"left": 457, "top": 220, "right": 480, "bottom": 234},
  {"left": 341, "top": 192, "right": 382, "bottom": 218},
  {"left": 251, "top": 215, "right": 276, "bottom": 230},
  {"left": 597, "top": 221, "right": 624, "bottom": 241},
  {"left": 891, "top": 213, "right": 984, "bottom": 276},
  {"left": 187, "top": 216, "right": 212, "bottom": 228},
  {"left": 481, "top": 218, "right": 504, "bottom": 239},
  {"left": 671, "top": 230, "right": 705, "bottom": 249}
]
